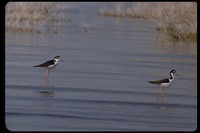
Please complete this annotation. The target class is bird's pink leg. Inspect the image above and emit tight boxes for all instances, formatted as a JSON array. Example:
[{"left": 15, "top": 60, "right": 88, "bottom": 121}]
[
  {"left": 157, "top": 96, "right": 164, "bottom": 103},
  {"left": 44, "top": 69, "right": 48, "bottom": 80},
  {"left": 156, "top": 87, "right": 164, "bottom": 97},
  {"left": 156, "top": 86, "right": 162, "bottom": 94},
  {"left": 44, "top": 69, "right": 50, "bottom": 86},
  {"left": 47, "top": 69, "right": 50, "bottom": 80},
  {"left": 160, "top": 92, "right": 164, "bottom": 97}
]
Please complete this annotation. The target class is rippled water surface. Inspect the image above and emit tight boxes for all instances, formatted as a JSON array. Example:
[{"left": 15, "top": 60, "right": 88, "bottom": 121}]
[{"left": 5, "top": 2, "right": 197, "bottom": 131}]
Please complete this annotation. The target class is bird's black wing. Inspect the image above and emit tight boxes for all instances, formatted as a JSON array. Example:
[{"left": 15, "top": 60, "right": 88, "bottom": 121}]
[
  {"left": 148, "top": 78, "right": 170, "bottom": 84},
  {"left": 33, "top": 60, "right": 54, "bottom": 67}
]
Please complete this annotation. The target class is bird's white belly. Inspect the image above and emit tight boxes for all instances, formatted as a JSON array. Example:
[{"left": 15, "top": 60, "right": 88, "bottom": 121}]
[
  {"left": 47, "top": 64, "right": 58, "bottom": 69},
  {"left": 161, "top": 81, "right": 173, "bottom": 88}
]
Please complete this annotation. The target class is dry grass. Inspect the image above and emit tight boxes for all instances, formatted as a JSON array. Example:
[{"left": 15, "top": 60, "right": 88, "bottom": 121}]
[
  {"left": 99, "top": 2, "right": 197, "bottom": 41},
  {"left": 6, "top": 2, "right": 67, "bottom": 33}
]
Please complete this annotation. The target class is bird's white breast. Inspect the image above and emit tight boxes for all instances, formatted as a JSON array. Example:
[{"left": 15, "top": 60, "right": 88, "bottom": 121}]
[
  {"left": 161, "top": 79, "right": 174, "bottom": 88},
  {"left": 47, "top": 63, "right": 58, "bottom": 69}
]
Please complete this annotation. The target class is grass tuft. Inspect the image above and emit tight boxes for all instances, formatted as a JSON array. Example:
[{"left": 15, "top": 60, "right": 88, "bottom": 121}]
[
  {"left": 6, "top": 2, "right": 68, "bottom": 33},
  {"left": 99, "top": 2, "right": 197, "bottom": 41}
]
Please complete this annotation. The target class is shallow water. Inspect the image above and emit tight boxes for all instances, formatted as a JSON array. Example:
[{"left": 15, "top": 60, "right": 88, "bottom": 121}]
[{"left": 5, "top": 2, "right": 197, "bottom": 131}]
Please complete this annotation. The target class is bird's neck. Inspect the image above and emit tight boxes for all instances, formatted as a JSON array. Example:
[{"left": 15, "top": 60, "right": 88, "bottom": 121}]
[
  {"left": 170, "top": 73, "right": 175, "bottom": 80},
  {"left": 54, "top": 59, "right": 59, "bottom": 64}
]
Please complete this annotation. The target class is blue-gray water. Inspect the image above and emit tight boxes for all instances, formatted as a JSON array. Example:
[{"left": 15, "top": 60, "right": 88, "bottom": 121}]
[{"left": 5, "top": 2, "right": 197, "bottom": 131}]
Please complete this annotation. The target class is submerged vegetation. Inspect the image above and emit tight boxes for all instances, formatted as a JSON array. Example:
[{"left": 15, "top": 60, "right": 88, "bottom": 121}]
[
  {"left": 6, "top": 2, "right": 67, "bottom": 33},
  {"left": 100, "top": 2, "right": 197, "bottom": 41}
]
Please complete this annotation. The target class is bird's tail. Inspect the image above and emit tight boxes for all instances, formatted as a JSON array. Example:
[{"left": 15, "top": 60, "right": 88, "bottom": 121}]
[
  {"left": 148, "top": 81, "right": 156, "bottom": 84},
  {"left": 33, "top": 65, "right": 41, "bottom": 67}
]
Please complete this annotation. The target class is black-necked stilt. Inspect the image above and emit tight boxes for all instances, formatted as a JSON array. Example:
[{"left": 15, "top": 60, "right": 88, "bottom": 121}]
[
  {"left": 148, "top": 70, "right": 181, "bottom": 96},
  {"left": 33, "top": 55, "right": 64, "bottom": 80}
]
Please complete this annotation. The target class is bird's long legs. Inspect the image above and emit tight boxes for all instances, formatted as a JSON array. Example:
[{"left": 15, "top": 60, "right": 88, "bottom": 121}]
[
  {"left": 156, "top": 86, "right": 164, "bottom": 97},
  {"left": 44, "top": 69, "right": 50, "bottom": 80},
  {"left": 44, "top": 69, "right": 50, "bottom": 86}
]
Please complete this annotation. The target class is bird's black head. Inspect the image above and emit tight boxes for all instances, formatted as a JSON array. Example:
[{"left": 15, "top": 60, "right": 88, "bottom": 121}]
[
  {"left": 55, "top": 56, "right": 60, "bottom": 59},
  {"left": 171, "top": 70, "right": 176, "bottom": 73}
]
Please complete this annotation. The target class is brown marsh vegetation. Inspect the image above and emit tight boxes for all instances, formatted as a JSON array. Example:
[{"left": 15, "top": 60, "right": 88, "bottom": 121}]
[
  {"left": 99, "top": 2, "right": 197, "bottom": 41},
  {"left": 6, "top": 2, "right": 67, "bottom": 33}
]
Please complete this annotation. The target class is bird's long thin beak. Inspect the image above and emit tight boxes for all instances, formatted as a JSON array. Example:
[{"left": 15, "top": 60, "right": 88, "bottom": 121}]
[
  {"left": 175, "top": 73, "right": 181, "bottom": 77},
  {"left": 60, "top": 59, "right": 65, "bottom": 63}
]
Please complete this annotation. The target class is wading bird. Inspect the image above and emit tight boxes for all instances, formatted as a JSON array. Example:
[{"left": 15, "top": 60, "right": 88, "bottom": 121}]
[{"left": 148, "top": 70, "right": 181, "bottom": 96}]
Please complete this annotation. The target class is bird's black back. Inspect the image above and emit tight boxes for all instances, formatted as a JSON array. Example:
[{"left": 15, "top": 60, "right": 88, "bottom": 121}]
[
  {"left": 33, "top": 60, "right": 54, "bottom": 67},
  {"left": 148, "top": 78, "right": 170, "bottom": 84}
]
